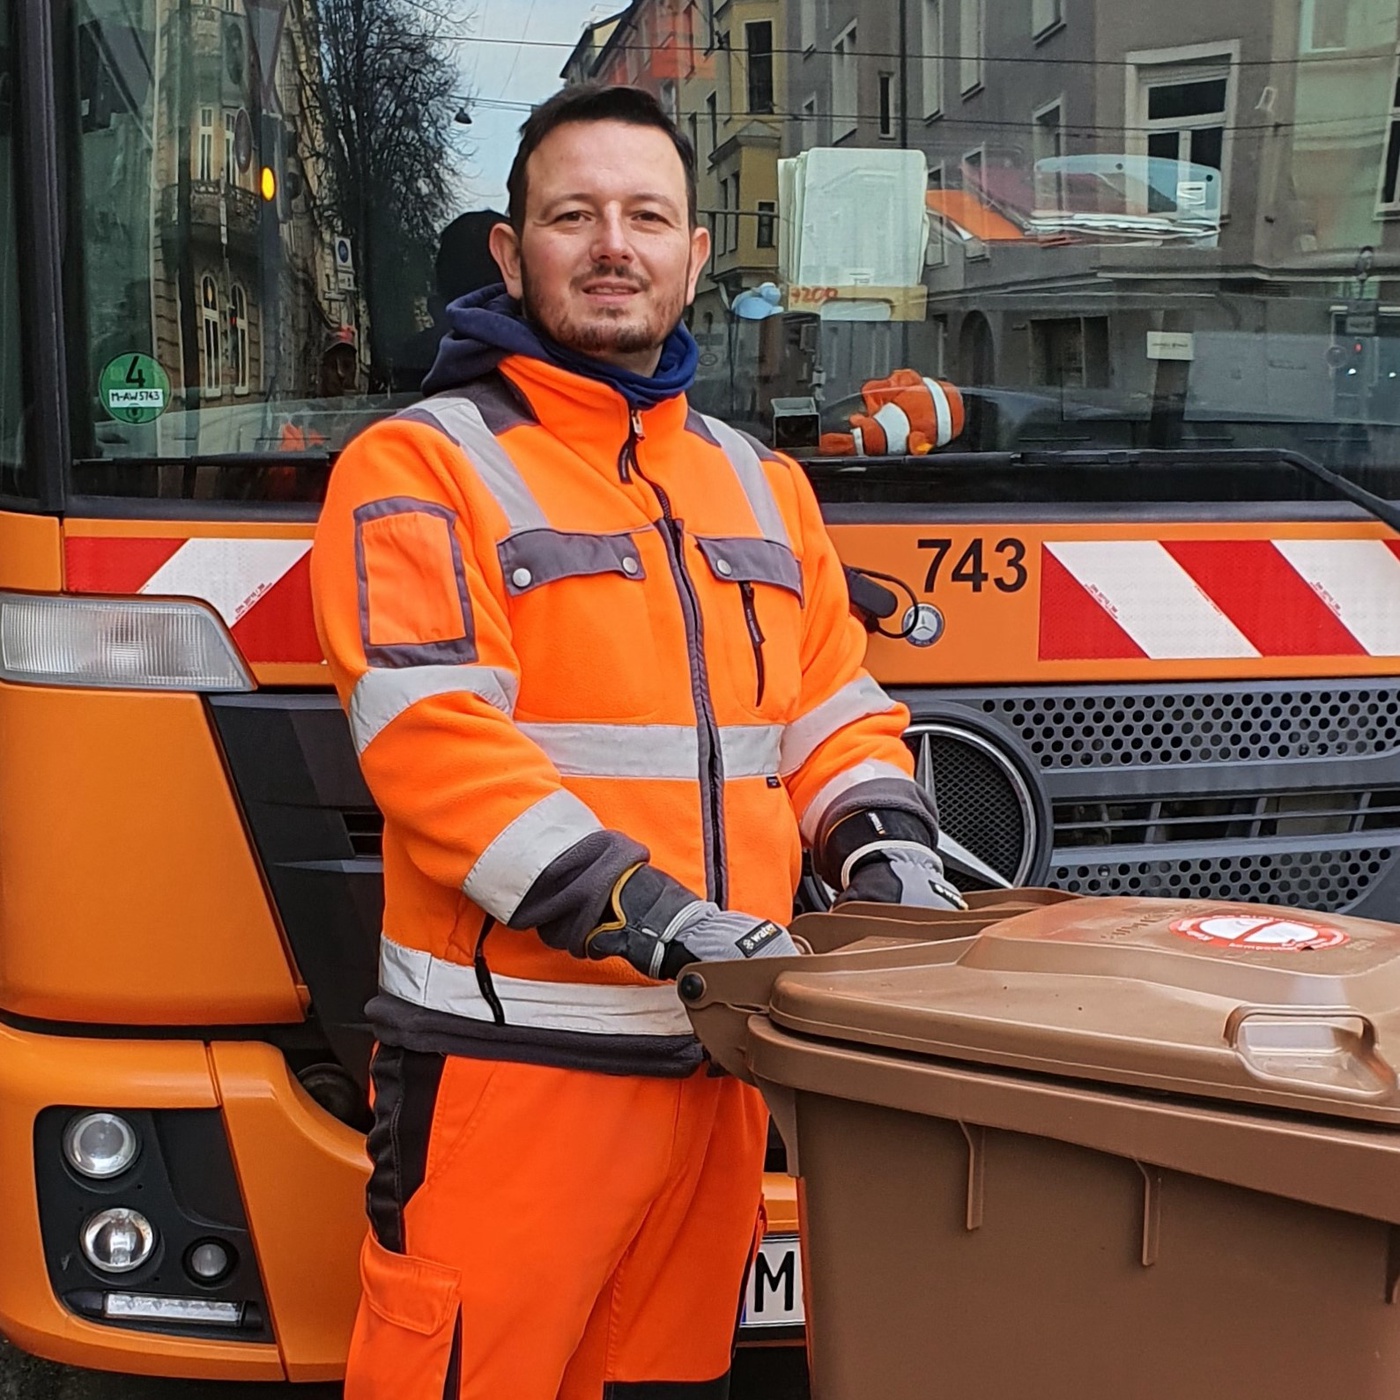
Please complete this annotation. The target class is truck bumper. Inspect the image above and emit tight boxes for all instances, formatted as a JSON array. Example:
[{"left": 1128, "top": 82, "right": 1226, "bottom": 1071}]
[{"left": 1, "top": 1025, "right": 800, "bottom": 1380}]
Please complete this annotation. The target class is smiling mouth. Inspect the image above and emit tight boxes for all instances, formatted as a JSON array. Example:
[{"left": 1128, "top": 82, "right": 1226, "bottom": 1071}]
[{"left": 581, "top": 281, "right": 643, "bottom": 298}]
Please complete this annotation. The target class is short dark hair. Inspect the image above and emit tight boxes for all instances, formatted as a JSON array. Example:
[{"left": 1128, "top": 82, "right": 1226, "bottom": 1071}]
[{"left": 506, "top": 83, "right": 698, "bottom": 232}]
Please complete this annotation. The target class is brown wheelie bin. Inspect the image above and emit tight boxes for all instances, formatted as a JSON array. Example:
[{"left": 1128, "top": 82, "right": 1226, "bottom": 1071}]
[{"left": 681, "top": 891, "right": 1400, "bottom": 1400}]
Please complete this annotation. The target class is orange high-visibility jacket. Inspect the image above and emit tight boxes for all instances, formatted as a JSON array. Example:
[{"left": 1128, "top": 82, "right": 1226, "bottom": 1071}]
[{"left": 311, "top": 353, "right": 930, "bottom": 1073}]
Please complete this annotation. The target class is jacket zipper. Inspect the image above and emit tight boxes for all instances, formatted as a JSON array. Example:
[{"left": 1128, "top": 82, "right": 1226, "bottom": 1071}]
[
  {"left": 738, "top": 581, "right": 766, "bottom": 707},
  {"left": 617, "top": 409, "right": 644, "bottom": 482},
  {"left": 628, "top": 443, "right": 727, "bottom": 905}
]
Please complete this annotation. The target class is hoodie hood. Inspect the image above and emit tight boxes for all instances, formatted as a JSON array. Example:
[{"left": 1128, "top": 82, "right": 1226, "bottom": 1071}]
[{"left": 421, "top": 284, "right": 699, "bottom": 411}]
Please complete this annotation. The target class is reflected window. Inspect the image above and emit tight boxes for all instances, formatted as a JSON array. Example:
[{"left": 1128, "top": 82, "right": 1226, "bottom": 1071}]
[
  {"left": 223, "top": 109, "right": 235, "bottom": 185},
  {"left": 198, "top": 106, "right": 213, "bottom": 182},
  {"left": 959, "top": 0, "right": 984, "bottom": 94},
  {"left": 757, "top": 199, "right": 776, "bottom": 248},
  {"left": 230, "top": 284, "right": 249, "bottom": 394},
  {"left": 1032, "top": 0, "right": 1063, "bottom": 39},
  {"left": 1302, "top": 0, "right": 1348, "bottom": 52},
  {"left": 201, "top": 276, "right": 222, "bottom": 396},
  {"left": 1135, "top": 54, "right": 1234, "bottom": 208},
  {"left": 922, "top": 0, "right": 943, "bottom": 118},
  {"left": 1033, "top": 98, "right": 1065, "bottom": 208},
  {"left": 926, "top": 163, "right": 947, "bottom": 267},
  {"left": 1383, "top": 61, "right": 1400, "bottom": 209},
  {"left": 833, "top": 24, "right": 857, "bottom": 141},
  {"left": 878, "top": 71, "right": 895, "bottom": 138},
  {"left": 746, "top": 22, "right": 773, "bottom": 113}
]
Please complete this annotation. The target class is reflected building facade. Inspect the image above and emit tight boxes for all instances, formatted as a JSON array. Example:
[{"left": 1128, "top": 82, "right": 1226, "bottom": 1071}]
[
  {"left": 562, "top": 0, "right": 788, "bottom": 419},
  {"left": 774, "top": 0, "right": 1400, "bottom": 454},
  {"left": 78, "top": 0, "right": 365, "bottom": 457}
]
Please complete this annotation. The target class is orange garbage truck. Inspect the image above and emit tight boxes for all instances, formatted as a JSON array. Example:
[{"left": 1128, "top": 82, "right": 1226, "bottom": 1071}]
[{"left": 4, "top": 0, "right": 1400, "bottom": 1384}]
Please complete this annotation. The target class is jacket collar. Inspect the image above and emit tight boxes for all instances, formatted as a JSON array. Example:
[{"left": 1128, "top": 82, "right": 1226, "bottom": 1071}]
[{"left": 497, "top": 353, "right": 691, "bottom": 468}]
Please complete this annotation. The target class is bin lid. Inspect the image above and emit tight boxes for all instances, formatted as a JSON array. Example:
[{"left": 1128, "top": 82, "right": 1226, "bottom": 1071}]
[{"left": 768, "top": 897, "right": 1400, "bottom": 1122}]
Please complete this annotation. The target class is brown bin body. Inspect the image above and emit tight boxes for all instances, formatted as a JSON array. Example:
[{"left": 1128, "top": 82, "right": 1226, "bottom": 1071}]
[{"left": 681, "top": 894, "right": 1400, "bottom": 1400}]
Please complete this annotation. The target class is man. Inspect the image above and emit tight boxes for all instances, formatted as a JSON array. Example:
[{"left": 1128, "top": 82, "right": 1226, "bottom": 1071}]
[
  {"left": 311, "top": 83, "right": 961, "bottom": 1400},
  {"left": 320, "top": 325, "right": 360, "bottom": 398}
]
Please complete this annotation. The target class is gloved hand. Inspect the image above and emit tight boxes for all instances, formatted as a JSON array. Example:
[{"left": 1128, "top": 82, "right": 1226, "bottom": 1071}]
[
  {"left": 585, "top": 863, "right": 801, "bottom": 980},
  {"left": 820, "top": 806, "right": 968, "bottom": 912},
  {"left": 834, "top": 842, "right": 967, "bottom": 911}
]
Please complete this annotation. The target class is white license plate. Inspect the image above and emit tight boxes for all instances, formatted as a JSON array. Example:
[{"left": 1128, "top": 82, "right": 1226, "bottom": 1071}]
[{"left": 742, "top": 1234, "right": 804, "bottom": 1328}]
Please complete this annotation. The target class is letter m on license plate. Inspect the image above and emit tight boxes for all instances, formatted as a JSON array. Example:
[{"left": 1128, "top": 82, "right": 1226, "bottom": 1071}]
[{"left": 742, "top": 1234, "right": 804, "bottom": 1329}]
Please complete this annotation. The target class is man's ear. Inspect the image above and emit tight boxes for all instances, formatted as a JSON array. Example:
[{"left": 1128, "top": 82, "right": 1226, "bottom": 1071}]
[
  {"left": 489, "top": 222, "right": 524, "bottom": 299},
  {"left": 685, "top": 222, "right": 711, "bottom": 305}
]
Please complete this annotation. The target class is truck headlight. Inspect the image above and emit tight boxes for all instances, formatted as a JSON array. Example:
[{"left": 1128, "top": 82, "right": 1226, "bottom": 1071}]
[
  {"left": 81, "top": 1208, "right": 156, "bottom": 1274},
  {"left": 63, "top": 1113, "right": 139, "bottom": 1179},
  {"left": 0, "top": 592, "right": 252, "bottom": 691}
]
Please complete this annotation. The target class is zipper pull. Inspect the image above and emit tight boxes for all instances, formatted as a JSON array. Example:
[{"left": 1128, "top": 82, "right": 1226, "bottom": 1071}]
[
  {"left": 739, "top": 580, "right": 767, "bottom": 707},
  {"left": 617, "top": 409, "right": 646, "bottom": 483}
]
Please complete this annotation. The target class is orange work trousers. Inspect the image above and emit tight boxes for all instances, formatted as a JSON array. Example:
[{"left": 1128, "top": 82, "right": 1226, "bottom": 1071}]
[{"left": 344, "top": 1048, "right": 769, "bottom": 1400}]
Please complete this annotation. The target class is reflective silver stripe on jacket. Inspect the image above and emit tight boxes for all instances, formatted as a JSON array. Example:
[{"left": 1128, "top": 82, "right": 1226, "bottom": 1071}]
[
  {"left": 699, "top": 415, "right": 792, "bottom": 547},
  {"left": 349, "top": 664, "right": 518, "bottom": 754},
  {"left": 799, "top": 758, "right": 915, "bottom": 844},
  {"left": 411, "top": 391, "right": 796, "bottom": 577},
  {"left": 462, "top": 788, "right": 604, "bottom": 921},
  {"left": 379, "top": 935, "right": 693, "bottom": 1036},
  {"left": 402, "top": 393, "right": 548, "bottom": 533},
  {"left": 518, "top": 721, "right": 782, "bottom": 780},
  {"left": 780, "top": 675, "right": 900, "bottom": 777}
]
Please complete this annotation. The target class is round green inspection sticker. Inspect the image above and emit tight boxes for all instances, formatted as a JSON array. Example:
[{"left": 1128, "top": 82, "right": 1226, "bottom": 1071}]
[{"left": 99, "top": 353, "right": 171, "bottom": 424}]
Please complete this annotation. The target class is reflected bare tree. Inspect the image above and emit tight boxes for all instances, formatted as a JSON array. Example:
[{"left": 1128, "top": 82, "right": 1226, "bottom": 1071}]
[{"left": 309, "top": 0, "right": 469, "bottom": 385}]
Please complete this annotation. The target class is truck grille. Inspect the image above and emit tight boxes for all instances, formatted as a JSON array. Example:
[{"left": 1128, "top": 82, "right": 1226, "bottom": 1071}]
[
  {"left": 1052, "top": 847, "right": 1396, "bottom": 909},
  {"left": 980, "top": 683, "right": 1400, "bottom": 768},
  {"left": 1055, "top": 789, "right": 1400, "bottom": 847},
  {"left": 924, "top": 680, "right": 1400, "bottom": 917}
]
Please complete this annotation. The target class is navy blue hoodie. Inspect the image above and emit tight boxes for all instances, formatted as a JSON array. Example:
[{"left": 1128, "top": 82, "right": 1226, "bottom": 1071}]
[{"left": 421, "top": 284, "right": 699, "bottom": 411}]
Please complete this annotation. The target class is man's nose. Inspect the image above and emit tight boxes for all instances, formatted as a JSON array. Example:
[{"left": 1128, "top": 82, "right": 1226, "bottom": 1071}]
[{"left": 591, "top": 207, "right": 633, "bottom": 263}]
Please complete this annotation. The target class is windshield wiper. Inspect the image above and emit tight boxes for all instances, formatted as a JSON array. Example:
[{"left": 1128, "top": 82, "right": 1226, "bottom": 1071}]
[{"left": 1272, "top": 450, "right": 1400, "bottom": 535}]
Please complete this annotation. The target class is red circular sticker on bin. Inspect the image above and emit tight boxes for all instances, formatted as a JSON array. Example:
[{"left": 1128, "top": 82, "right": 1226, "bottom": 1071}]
[{"left": 1170, "top": 915, "right": 1348, "bottom": 951}]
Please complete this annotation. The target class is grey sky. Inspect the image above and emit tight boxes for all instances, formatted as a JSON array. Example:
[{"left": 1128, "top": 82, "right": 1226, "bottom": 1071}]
[{"left": 457, "top": 0, "right": 613, "bottom": 210}]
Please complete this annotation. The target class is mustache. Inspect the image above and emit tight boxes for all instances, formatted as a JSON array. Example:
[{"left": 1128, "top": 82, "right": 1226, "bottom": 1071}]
[{"left": 575, "top": 264, "right": 648, "bottom": 290}]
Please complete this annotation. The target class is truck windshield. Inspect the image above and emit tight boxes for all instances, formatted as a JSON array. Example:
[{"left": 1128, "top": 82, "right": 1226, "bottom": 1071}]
[{"left": 61, "top": 0, "right": 1400, "bottom": 501}]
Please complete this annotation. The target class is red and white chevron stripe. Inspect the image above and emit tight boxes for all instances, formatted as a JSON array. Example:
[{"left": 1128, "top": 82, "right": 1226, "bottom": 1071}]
[
  {"left": 1041, "top": 538, "right": 1400, "bottom": 660},
  {"left": 64, "top": 536, "right": 323, "bottom": 666}
]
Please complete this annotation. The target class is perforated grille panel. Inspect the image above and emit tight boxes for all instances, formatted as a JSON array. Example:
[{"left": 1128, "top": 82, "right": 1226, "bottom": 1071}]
[
  {"left": 979, "top": 684, "right": 1400, "bottom": 768},
  {"left": 1053, "top": 847, "right": 1397, "bottom": 908}
]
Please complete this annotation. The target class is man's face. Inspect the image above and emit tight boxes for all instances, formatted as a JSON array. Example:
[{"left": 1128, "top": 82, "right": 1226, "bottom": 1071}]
[
  {"left": 489, "top": 120, "right": 710, "bottom": 375},
  {"left": 321, "top": 344, "right": 357, "bottom": 397}
]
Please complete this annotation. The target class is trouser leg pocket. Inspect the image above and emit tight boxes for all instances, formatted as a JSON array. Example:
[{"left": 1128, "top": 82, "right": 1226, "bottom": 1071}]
[{"left": 346, "top": 1234, "right": 463, "bottom": 1400}]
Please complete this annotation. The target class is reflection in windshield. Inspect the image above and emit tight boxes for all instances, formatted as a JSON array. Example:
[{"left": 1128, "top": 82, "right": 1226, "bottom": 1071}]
[{"left": 61, "top": 0, "right": 1400, "bottom": 493}]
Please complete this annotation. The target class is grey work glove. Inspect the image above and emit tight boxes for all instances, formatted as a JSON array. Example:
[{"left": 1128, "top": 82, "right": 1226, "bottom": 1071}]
[
  {"left": 823, "top": 806, "right": 968, "bottom": 912},
  {"left": 835, "top": 842, "right": 967, "bottom": 910},
  {"left": 585, "top": 863, "right": 801, "bottom": 980}
]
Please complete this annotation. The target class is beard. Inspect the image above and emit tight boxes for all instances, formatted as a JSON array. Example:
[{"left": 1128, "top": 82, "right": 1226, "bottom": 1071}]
[{"left": 521, "top": 261, "right": 687, "bottom": 361}]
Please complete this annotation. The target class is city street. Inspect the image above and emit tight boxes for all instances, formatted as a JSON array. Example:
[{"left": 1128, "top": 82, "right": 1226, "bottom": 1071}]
[{"left": 0, "top": 1339, "right": 808, "bottom": 1399}]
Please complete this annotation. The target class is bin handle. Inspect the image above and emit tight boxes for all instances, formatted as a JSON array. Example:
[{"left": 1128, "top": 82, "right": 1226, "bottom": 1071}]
[
  {"left": 1225, "top": 1004, "right": 1397, "bottom": 1099},
  {"left": 1225, "top": 1004, "right": 1376, "bottom": 1047}
]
